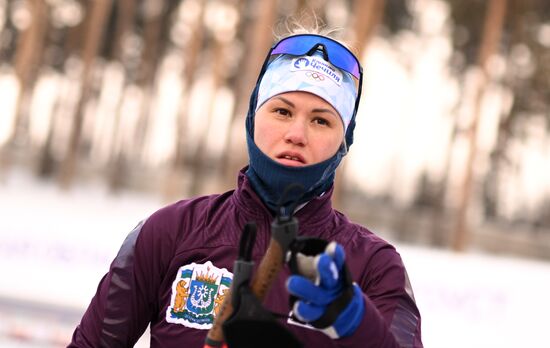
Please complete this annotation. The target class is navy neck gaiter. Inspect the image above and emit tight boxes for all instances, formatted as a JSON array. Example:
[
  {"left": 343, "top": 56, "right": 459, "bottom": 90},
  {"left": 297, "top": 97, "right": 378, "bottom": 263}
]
[{"left": 245, "top": 132, "right": 343, "bottom": 213}]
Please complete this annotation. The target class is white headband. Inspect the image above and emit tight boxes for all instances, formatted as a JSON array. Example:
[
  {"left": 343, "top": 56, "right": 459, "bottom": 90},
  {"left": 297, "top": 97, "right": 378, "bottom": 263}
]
[{"left": 255, "top": 53, "right": 357, "bottom": 131}]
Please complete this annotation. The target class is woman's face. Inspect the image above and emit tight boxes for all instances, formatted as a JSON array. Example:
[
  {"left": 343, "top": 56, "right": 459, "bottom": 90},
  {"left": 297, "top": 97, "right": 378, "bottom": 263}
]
[{"left": 254, "top": 91, "right": 344, "bottom": 167}]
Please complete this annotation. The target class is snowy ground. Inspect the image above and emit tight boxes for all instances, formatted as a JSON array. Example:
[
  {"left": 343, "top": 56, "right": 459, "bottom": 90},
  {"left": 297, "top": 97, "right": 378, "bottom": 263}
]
[{"left": 1, "top": 168, "right": 549, "bottom": 347}]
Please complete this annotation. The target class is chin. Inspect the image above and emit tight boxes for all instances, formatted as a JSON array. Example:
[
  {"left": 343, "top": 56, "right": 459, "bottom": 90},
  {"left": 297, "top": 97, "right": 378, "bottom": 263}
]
[{"left": 275, "top": 158, "right": 307, "bottom": 167}]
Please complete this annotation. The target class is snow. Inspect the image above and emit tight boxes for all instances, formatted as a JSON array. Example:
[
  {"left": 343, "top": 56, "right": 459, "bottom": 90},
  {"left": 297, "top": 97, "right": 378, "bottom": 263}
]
[
  {"left": 1, "top": 168, "right": 549, "bottom": 347},
  {"left": 400, "top": 246, "right": 550, "bottom": 347}
]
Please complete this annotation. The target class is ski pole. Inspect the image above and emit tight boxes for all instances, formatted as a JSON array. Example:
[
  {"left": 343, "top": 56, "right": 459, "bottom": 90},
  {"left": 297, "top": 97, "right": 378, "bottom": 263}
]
[{"left": 204, "top": 213, "right": 298, "bottom": 347}]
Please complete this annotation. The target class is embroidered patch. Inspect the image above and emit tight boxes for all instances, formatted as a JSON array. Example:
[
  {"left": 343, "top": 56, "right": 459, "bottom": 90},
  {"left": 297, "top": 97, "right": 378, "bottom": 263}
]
[{"left": 166, "top": 261, "right": 232, "bottom": 329}]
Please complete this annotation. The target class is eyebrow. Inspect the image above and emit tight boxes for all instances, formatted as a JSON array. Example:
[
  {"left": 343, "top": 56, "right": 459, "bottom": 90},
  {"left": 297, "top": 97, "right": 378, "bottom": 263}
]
[
  {"left": 274, "top": 96, "right": 295, "bottom": 108},
  {"left": 273, "top": 96, "right": 339, "bottom": 118}
]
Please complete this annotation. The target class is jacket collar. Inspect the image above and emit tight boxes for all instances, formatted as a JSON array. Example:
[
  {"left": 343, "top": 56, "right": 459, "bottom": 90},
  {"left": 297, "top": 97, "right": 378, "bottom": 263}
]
[{"left": 232, "top": 167, "right": 336, "bottom": 230}]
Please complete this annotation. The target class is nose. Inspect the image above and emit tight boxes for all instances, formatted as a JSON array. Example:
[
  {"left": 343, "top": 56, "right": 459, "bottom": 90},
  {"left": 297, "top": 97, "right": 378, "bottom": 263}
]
[{"left": 283, "top": 119, "right": 308, "bottom": 146}]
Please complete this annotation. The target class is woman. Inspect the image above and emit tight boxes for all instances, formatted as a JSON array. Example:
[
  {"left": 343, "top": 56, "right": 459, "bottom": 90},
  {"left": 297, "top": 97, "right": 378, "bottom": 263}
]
[{"left": 69, "top": 28, "right": 422, "bottom": 348}]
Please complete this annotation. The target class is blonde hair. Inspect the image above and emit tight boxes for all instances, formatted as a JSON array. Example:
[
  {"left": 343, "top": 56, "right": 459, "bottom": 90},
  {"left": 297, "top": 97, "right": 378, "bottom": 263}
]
[{"left": 273, "top": 15, "right": 357, "bottom": 54}]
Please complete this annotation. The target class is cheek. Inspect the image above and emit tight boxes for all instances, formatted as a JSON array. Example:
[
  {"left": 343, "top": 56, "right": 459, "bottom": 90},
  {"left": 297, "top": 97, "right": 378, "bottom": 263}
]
[
  {"left": 253, "top": 115, "right": 276, "bottom": 151},
  {"left": 314, "top": 132, "right": 343, "bottom": 160}
]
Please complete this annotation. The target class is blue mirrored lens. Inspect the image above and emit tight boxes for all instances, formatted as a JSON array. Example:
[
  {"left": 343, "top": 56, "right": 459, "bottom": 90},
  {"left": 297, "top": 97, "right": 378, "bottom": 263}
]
[{"left": 271, "top": 34, "right": 361, "bottom": 79}]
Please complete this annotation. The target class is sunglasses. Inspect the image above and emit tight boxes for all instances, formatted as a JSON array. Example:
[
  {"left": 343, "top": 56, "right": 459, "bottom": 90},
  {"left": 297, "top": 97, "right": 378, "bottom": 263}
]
[{"left": 270, "top": 34, "right": 362, "bottom": 80}]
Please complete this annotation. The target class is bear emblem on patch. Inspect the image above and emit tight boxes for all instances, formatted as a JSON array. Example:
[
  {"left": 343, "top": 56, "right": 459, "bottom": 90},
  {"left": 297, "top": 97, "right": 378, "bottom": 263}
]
[{"left": 166, "top": 261, "right": 232, "bottom": 329}]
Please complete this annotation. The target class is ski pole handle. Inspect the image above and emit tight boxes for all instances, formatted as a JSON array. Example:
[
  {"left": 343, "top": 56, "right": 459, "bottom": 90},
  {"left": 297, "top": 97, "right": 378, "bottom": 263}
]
[
  {"left": 204, "top": 258, "right": 254, "bottom": 347},
  {"left": 204, "top": 299, "right": 232, "bottom": 347},
  {"left": 204, "top": 242, "right": 283, "bottom": 347},
  {"left": 251, "top": 216, "right": 298, "bottom": 298},
  {"left": 204, "top": 216, "right": 298, "bottom": 347}
]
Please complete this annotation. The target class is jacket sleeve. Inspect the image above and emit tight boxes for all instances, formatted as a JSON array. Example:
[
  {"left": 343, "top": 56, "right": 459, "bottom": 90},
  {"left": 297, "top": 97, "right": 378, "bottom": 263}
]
[
  {"left": 68, "top": 216, "right": 172, "bottom": 348},
  {"left": 335, "top": 245, "right": 423, "bottom": 348}
]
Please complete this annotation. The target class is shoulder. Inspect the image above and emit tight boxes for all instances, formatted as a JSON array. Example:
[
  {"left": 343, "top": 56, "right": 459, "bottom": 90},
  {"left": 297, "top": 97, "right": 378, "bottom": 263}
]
[
  {"left": 146, "top": 190, "right": 234, "bottom": 227},
  {"left": 332, "top": 211, "right": 395, "bottom": 254},
  {"left": 332, "top": 213, "right": 406, "bottom": 281},
  {"left": 137, "top": 190, "right": 236, "bottom": 246}
]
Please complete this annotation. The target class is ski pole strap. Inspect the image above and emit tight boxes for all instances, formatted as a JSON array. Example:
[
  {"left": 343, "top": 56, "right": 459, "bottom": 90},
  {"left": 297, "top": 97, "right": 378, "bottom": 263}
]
[
  {"left": 309, "top": 268, "right": 354, "bottom": 329},
  {"left": 231, "top": 222, "right": 256, "bottom": 308},
  {"left": 205, "top": 222, "right": 257, "bottom": 346},
  {"left": 238, "top": 222, "right": 256, "bottom": 261},
  {"left": 271, "top": 215, "right": 298, "bottom": 254}
]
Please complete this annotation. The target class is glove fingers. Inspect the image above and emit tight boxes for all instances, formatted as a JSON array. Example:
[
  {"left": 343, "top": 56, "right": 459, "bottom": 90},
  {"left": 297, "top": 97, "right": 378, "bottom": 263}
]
[
  {"left": 293, "top": 300, "right": 325, "bottom": 322},
  {"left": 315, "top": 254, "right": 339, "bottom": 289},
  {"left": 325, "top": 242, "right": 346, "bottom": 271},
  {"left": 287, "top": 275, "right": 335, "bottom": 305}
]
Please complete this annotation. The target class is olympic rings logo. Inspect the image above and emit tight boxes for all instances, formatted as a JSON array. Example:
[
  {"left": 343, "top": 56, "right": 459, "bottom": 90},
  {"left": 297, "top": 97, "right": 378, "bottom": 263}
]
[{"left": 306, "top": 71, "right": 325, "bottom": 81}]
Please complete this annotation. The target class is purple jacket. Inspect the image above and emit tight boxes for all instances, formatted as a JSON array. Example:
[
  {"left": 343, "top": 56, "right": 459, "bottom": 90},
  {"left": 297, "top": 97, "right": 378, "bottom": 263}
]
[{"left": 69, "top": 171, "right": 422, "bottom": 347}]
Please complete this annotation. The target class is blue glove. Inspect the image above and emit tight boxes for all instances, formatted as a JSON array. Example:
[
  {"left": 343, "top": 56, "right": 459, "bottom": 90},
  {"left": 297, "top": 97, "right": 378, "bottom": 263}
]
[{"left": 286, "top": 242, "right": 365, "bottom": 338}]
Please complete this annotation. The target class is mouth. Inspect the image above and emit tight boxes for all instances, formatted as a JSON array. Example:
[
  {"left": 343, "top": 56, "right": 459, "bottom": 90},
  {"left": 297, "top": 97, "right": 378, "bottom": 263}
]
[{"left": 276, "top": 152, "right": 306, "bottom": 166}]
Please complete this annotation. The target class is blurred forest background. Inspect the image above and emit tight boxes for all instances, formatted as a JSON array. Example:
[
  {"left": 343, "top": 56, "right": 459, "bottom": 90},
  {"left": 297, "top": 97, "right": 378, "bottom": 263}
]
[{"left": 0, "top": 0, "right": 549, "bottom": 259}]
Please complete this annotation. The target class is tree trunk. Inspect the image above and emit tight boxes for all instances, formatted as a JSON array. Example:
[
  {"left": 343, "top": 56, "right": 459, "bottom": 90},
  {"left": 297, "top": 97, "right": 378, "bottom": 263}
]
[
  {"left": 347, "top": 0, "right": 386, "bottom": 58},
  {"left": 333, "top": 0, "right": 386, "bottom": 210},
  {"left": 452, "top": 0, "right": 507, "bottom": 251},
  {"left": 110, "top": 0, "right": 136, "bottom": 62},
  {"left": 188, "top": 39, "right": 227, "bottom": 196},
  {"left": 57, "top": 0, "right": 113, "bottom": 189},
  {"left": 130, "top": 0, "right": 169, "bottom": 167},
  {"left": 483, "top": 0, "right": 533, "bottom": 223},
  {"left": 109, "top": 0, "right": 173, "bottom": 191},
  {"left": 163, "top": 0, "right": 206, "bottom": 202},
  {"left": 35, "top": 7, "right": 88, "bottom": 179},
  {"left": 221, "top": 0, "right": 279, "bottom": 186},
  {"left": 293, "top": 0, "right": 327, "bottom": 25},
  {"left": 8, "top": 0, "right": 49, "bottom": 150},
  {"left": 106, "top": 0, "right": 137, "bottom": 192}
]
